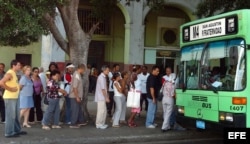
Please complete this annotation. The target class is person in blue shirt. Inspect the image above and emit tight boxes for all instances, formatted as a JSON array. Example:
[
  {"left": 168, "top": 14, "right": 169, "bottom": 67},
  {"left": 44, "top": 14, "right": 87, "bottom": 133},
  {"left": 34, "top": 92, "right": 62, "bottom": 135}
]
[{"left": 19, "top": 65, "right": 34, "bottom": 128}]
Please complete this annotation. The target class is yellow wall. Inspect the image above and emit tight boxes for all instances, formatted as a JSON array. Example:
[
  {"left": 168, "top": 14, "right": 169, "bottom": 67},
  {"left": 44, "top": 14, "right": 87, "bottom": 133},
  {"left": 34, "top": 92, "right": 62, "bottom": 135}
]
[
  {"left": 145, "top": 6, "right": 190, "bottom": 47},
  {"left": 0, "top": 42, "right": 41, "bottom": 70},
  {"left": 105, "top": 7, "right": 125, "bottom": 63}
]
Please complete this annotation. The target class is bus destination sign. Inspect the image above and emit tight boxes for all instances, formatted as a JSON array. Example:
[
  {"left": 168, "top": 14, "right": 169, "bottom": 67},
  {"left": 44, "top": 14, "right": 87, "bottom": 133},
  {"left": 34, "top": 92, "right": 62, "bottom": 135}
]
[{"left": 183, "top": 16, "right": 238, "bottom": 42}]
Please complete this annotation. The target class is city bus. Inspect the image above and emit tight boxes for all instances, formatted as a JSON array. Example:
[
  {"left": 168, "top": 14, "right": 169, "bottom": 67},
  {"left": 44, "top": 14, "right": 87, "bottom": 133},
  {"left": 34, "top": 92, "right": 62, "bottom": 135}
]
[{"left": 176, "top": 9, "right": 250, "bottom": 129}]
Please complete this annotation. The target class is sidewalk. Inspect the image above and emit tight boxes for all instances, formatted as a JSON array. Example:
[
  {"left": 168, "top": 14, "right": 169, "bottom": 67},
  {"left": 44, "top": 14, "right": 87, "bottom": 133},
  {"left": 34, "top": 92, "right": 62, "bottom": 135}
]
[{"left": 0, "top": 94, "right": 222, "bottom": 144}]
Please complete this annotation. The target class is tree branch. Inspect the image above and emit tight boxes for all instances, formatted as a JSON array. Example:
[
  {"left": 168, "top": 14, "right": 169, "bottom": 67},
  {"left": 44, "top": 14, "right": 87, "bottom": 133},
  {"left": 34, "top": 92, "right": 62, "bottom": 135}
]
[
  {"left": 56, "top": 5, "right": 70, "bottom": 39},
  {"left": 88, "top": 22, "right": 100, "bottom": 37},
  {"left": 43, "top": 12, "right": 69, "bottom": 54}
]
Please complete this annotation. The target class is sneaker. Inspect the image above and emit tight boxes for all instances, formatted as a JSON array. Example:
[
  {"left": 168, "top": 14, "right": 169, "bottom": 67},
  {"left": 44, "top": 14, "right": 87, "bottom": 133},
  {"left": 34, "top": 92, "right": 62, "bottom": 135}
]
[
  {"left": 112, "top": 125, "right": 120, "bottom": 128},
  {"left": 42, "top": 125, "right": 51, "bottom": 130},
  {"left": 146, "top": 125, "right": 156, "bottom": 129},
  {"left": 96, "top": 124, "right": 108, "bottom": 129},
  {"left": 153, "top": 123, "right": 158, "bottom": 127},
  {"left": 69, "top": 125, "right": 80, "bottom": 129},
  {"left": 52, "top": 125, "right": 61, "bottom": 129}
]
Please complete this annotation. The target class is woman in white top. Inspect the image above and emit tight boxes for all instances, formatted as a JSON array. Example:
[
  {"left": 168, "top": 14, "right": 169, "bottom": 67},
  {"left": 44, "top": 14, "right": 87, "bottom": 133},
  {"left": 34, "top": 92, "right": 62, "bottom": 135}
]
[{"left": 112, "top": 73, "right": 126, "bottom": 127}]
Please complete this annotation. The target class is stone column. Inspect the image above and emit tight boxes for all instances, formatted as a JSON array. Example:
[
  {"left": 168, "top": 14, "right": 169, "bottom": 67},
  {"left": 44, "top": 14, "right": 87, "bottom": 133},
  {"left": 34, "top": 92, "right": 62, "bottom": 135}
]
[{"left": 123, "top": 0, "right": 145, "bottom": 70}]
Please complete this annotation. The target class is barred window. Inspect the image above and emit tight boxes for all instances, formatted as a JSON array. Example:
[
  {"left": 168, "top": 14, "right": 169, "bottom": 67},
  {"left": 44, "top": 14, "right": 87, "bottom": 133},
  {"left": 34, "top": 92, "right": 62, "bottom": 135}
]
[{"left": 78, "top": 9, "right": 111, "bottom": 35}]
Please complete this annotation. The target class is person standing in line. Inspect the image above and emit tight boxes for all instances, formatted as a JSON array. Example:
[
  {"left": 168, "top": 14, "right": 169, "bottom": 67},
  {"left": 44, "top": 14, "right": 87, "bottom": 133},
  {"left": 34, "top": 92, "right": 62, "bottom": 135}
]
[
  {"left": 161, "top": 67, "right": 176, "bottom": 132},
  {"left": 69, "top": 64, "right": 87, "bottom": 128},
  {"left": 63, "top": 63, "right": 75, "bottom": 124},
  {"left": 42, "top": 70, "right": 67, "bottom": 130},
  {"left": 48, "top": 62, "right": 58, "bottom": 73},
  {"left": 120, "top": 71, "right": 129, "bottom": 99},
  {"left": 107, "top": 64, "right": 120, "bottom": 117},
  {"left": 16, "top": 63, "right": 23, "bottom": 81},
  {"left": 38, "top": 67, "right": 47, "bottom": 112},
  {"left": 95, "top": 65, "right": 110, "bottom": 129},
  {"left": 38, "top": 67, "right": 46, "bottom": 93},
  {"left": 112, "top": 73, "right": 126, "bottom": 128},
  {"left": 127, "top": 72, "right": 141, "bottom": 127},
  {"left": 119, "top": 71, "right": 129, "bottom": 125},
  {"left": 138, "top": 66, "right": 149, "bottom": 111},
  {"left": 145, "top": 66, "right": 160, "bottom": 129},
  {"left": 29, "top": 67, "right": 43, "bottom": 124},
  {"left": 0, "top": 60, "right": 27, "bottom": 138},
  {"left": 89, "top": 68, "right": 98, "bottom": 94},
  {"left": 19, "top": 65, "right": 34, "bottom": 128},
  {"left": 0, "top": 63, "right": 6, "bottom": 123}
]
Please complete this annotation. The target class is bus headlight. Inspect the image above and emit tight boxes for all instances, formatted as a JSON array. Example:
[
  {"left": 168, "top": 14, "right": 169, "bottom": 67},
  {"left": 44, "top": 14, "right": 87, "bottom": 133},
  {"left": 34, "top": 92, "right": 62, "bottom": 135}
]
[
  {"left": 178, "top": 106, "right": 184, "bottom": 114},
  {"left": 219, "top": 112, "right": 233, "bottom": 122}
]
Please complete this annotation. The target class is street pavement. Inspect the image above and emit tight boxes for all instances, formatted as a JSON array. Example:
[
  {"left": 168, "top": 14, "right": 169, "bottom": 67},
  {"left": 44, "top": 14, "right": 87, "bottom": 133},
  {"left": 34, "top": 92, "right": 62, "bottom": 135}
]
[{"left": 0, "top": 94, "right": 223, "bottom": 144}]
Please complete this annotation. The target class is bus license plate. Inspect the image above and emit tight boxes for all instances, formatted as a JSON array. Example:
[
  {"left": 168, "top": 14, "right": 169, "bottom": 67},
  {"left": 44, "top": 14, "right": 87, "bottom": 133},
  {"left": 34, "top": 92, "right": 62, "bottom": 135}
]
[{"left": 196, "top": 120, "right": 205, "bottom": 129}]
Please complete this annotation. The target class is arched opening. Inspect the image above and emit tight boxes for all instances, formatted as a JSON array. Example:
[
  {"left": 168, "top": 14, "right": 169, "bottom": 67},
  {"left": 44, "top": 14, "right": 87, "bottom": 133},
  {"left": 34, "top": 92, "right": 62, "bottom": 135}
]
[{"left": 144, "top": 5, "right": 191, "bottom": 73}]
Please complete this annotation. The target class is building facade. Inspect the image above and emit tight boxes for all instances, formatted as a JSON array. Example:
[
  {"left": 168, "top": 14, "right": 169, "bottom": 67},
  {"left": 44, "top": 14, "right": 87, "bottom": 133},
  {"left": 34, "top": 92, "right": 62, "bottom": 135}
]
[{"left": 0, "top": 0, "right": 201, "bottom": 72}]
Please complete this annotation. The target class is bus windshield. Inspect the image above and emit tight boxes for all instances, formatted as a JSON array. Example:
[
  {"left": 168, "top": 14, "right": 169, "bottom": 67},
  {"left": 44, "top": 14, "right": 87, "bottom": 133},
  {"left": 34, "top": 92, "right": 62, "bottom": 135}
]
[{"left": 180, "top": 39, "right": 246, "bottom": 91}]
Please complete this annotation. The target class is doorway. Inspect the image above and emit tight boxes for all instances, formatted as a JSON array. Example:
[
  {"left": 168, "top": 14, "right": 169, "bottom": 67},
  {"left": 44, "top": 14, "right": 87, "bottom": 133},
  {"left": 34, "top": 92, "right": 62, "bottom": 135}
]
[
  {"left": 88, "top": 41, "right": 105, "bottom": 69},
  {"left": 16, "top": 54, "right": 32, "bottom": 66},
  {"left": 156, "top": 57, "right": 175, "bottom": 75}
]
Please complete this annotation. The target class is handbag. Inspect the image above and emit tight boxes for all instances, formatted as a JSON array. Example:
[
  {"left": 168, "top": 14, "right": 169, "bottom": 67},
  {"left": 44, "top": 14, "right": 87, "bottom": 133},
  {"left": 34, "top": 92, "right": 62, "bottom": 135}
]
[
  {"left": 43, "top": 93, "right": 49, "bottom": 105},
  {"left": 127, "top": 90, "right": 141, "bottom": 108}
]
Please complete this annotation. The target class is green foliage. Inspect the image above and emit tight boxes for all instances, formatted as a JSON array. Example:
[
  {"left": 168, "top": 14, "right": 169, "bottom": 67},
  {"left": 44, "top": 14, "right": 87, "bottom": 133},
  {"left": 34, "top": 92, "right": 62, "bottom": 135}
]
[
  {"left": 196, "top": 0, "right": 250, "bottom": 18},
  {"left": 0, "top": 0, "right": 63, "bottom": 46}
]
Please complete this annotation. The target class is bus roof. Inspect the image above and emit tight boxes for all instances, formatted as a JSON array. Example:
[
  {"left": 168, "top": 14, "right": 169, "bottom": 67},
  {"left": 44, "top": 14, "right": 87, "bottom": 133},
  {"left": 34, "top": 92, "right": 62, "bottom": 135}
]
[{"left": 181, "top": 9, "right": 250, "bottom": 28}]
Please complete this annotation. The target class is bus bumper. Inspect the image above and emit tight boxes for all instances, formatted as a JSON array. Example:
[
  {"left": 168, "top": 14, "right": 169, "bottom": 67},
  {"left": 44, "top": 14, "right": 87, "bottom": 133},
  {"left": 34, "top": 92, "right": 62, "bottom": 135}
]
[{"left": 176, "top": 113, "right": 246, "bottom": 130}]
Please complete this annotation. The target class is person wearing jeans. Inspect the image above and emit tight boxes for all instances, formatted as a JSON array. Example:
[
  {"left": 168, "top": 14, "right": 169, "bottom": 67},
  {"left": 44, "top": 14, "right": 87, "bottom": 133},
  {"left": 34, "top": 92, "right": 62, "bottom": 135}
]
[
  {"left": 42, "top": 70, "right": 67, "bottom": 130},
  {"left": 63, "top": 63, "right": 75, "bottom": 124},
  {"left": 145, "top": 66, "right": 160, "bottom": 128},
  {"left": 95, "top": 65, "right": 110, "bottom": 129},
  {"left": 69, "top": 64, "right": 86, "bottom": 128},
  {"left": 0, "top": 60, "right": 27, "bottom": 138}
]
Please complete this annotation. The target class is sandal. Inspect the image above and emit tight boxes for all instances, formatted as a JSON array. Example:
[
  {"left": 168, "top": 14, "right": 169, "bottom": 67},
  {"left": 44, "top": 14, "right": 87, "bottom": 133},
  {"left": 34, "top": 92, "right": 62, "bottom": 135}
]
[
  {"left": 42, "top": 125, "right": 51, "bottom": 130},
  {"left": 131, "top": 121, "right": 137, "bottom": 127},
  {"left": 128, "top": 121, "right": 136, "bottom": 128}
]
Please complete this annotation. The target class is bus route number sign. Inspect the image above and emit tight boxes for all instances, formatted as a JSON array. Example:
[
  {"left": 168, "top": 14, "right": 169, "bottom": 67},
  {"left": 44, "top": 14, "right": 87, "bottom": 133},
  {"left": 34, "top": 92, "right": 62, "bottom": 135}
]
[{"left": 183, "top": 15, "right": 238, "bottom": 42}]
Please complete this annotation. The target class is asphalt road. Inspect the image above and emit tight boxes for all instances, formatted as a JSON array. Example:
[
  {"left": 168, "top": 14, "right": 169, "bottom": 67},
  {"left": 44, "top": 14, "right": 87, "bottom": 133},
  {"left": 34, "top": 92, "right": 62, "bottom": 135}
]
[{"left": 0, "top": 95, "right": 224, "bottom": 144}]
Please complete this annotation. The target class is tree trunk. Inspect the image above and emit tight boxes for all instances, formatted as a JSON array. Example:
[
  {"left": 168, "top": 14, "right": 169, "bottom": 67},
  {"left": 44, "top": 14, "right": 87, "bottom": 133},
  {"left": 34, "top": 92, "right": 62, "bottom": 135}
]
[
  {"left": 49, "top": 0, "right": 95, "bottom": 122},
  {"left": 68, "top": 20, "right": 91, "bottom": 121}
]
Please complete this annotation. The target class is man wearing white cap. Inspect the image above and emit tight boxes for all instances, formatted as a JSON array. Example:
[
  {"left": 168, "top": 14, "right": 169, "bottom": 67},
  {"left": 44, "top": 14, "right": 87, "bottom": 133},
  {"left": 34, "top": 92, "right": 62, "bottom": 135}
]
[{"left": 63, "top": 63, "right": 75, "bottom": 124}]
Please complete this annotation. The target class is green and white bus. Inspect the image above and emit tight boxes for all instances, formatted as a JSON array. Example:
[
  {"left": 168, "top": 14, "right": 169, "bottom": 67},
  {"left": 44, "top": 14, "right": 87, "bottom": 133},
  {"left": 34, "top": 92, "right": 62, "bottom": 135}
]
[{"left": 176, "top": 9, "right": 250, "bottom": 129}]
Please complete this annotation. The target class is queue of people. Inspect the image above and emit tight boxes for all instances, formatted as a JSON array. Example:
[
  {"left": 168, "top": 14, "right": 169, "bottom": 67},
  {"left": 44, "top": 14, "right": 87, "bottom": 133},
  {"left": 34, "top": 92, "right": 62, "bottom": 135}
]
[{"left": 0, "top": 59, "right": 184, "bottom": 138}]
